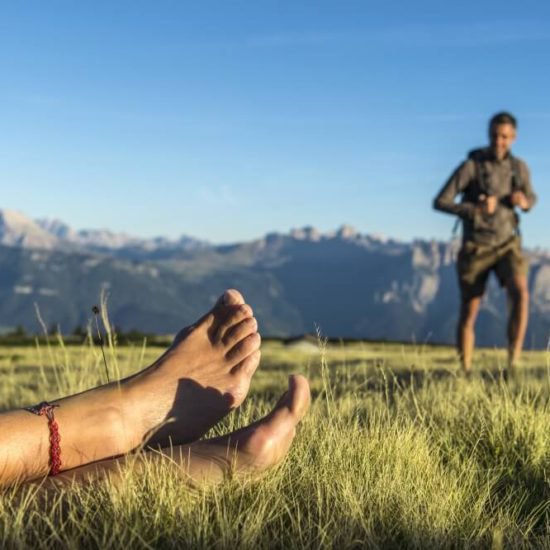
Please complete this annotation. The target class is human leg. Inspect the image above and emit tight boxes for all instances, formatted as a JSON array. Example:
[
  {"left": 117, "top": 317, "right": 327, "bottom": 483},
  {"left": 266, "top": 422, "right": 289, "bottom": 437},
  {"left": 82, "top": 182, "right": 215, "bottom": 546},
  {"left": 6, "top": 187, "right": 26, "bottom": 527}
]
[
  {"left": 0, "top": 289, "right": 261, "bottom": 486},
  {"left": 456, "top": 243, "right": 491, "bottom": 374},
  {"left": 44, "top": 375, "right": 310, "bottom": 487},
  {"left": 457, "top": 295, "right": 482, "bottom": 373},
  {"left": 495, "top": 240, "right": 530, "bottom": 371},
  {"left": 505, "top": 274, "right": 529, "bottom": 370}
]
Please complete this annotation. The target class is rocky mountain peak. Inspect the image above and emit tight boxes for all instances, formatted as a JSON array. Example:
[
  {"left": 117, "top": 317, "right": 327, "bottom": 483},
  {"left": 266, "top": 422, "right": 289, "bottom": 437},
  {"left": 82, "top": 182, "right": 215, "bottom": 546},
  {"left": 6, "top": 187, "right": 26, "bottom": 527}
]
[
  {"left": 335, "top": 224, "right": 359, "bottom": 240},
  {"left": 0, "top": 209, "right": 58, "bottom": 249},
  {"left": 1, "top": 208, "right": 207, "bottom": 258},
  {"left": 289, "top": 226, "right": 322, "bottom": 241}
]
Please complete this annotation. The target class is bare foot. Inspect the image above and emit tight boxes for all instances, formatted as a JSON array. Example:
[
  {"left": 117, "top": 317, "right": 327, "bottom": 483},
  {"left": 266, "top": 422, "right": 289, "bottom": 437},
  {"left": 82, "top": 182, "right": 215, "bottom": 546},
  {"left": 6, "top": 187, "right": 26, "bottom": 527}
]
[
  {"left": 125, "top": 289, "right": 262, "bottom": 447},
  {"left": 179, "top": 374, "right": 311, "bottom": 482}
]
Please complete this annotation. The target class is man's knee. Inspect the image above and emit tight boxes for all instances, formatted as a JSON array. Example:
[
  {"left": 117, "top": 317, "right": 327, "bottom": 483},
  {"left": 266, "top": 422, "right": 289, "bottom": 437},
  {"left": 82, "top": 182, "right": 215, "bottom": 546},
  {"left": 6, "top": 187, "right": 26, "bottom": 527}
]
[
  {"left": 460, "top": 313, "right": 477, "bottom": 330},
  {"left": 459, "top": 298, "right": 481, "bottom": 329},
  {"left": 507, "top": 276, "right": 529, "bottom": 303}
]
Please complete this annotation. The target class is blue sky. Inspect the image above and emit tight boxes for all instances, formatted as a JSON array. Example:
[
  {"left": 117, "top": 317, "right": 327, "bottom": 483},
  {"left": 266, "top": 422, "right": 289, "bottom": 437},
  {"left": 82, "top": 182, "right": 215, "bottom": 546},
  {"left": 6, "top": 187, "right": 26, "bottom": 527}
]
[{"left": 1, "top": 1, "right": 549, "bottom": 247}]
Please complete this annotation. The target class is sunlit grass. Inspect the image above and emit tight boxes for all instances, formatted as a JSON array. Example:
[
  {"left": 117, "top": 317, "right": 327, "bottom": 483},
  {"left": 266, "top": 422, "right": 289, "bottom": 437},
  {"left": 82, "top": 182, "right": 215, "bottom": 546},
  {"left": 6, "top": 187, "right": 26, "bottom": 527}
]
[{"left": 0, "top": 338, "right": 549, "bottom": 548}]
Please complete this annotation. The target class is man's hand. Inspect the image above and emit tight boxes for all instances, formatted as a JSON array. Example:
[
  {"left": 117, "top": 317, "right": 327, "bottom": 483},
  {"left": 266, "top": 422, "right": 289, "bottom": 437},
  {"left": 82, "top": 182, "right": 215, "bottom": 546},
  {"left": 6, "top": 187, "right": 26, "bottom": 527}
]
[
  {"left": 478, "top": 194, "right": 497, "bottom": 216},
  {"left": 510, "top": 191, "right": 530, "bottom": 211}
]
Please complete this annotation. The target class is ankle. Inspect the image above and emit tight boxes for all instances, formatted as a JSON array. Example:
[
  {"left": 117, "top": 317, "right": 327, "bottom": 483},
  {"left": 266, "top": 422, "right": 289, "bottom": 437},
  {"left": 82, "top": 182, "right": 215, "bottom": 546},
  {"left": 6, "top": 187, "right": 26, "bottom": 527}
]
[
  {"left": 54, "top": 382, "right": 140, "bottom": 470},
  {"left": 119, "top": 377, "right": 159, "bottom": 450},
  {"left": 461, "top": 363, "right": 472, "bottom": 374}
]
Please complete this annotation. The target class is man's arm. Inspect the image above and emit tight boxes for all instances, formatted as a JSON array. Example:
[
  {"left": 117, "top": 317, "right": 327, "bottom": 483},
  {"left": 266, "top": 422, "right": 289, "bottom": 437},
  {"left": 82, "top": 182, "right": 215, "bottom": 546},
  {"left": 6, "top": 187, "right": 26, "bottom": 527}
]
[
  {"left": 511, "top": 161, "right": 537, "bottom": 212},
  {"left": 433, "top": 161, "right": 476, "bottom": 219}
]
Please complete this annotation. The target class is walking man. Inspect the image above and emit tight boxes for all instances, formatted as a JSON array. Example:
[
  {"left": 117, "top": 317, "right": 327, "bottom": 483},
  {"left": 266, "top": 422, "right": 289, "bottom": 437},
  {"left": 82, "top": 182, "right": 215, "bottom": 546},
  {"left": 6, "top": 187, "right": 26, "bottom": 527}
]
[{"left": 433, "top": 112, "right": 537, "bottom": 375}]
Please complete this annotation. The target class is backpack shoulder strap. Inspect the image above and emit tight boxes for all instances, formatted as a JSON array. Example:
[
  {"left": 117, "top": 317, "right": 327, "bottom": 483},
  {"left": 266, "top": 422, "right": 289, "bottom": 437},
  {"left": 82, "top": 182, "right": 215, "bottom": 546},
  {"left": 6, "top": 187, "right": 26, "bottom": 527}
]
[
  {"left": 509, "top": 153, "right": 522, "bottom": 192},
  {"left": 508, "top": 153, "right": 522, "bottom": 234},
  {"left": 467, "top": 148, "right": 488, "bottom": 194}
]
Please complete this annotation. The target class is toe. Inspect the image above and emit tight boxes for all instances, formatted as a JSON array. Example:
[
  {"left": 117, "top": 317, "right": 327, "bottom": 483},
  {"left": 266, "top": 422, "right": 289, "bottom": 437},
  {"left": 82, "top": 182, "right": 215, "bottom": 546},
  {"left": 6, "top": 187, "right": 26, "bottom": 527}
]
[
  {"left": 223, "top": 317, "right": 258, "bottom": 347},
  {"left": 271, "top": 375, "right": 311, "bottom": 420},
  {"left": 226, "top": 332, "right": 261, "bottom": 364},
  {"left": 228, "top": 350, "right": 261, "bottom": 405},
  {"left": 285, "top": 375, "right": 311, "bottom": 419},
  {"left": 231, "top": 349, "right": 261, "bottom": 377},
  {"left": 220, "top": 289, "right": 245, "bottom": 306},
  {"left": 216, "top": 304, "right": 254, "bottom": 342},
  {"left": 189, "top": 289, "right": 246, "bottom": 333}
]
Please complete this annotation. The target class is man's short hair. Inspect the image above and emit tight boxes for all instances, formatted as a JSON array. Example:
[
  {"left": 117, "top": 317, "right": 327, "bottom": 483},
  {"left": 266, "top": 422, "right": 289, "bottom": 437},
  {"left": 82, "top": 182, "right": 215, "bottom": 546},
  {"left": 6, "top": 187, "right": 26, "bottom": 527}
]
[{"left": 489, "top": 112, "right": 517, "bottom": 130}]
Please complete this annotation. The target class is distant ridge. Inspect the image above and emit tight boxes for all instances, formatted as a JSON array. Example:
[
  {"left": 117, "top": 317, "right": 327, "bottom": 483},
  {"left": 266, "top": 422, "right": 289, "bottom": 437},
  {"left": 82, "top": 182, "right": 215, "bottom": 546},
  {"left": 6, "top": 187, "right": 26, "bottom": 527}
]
[
  {"left": 1, "top": 207, "right": 549, "bottom": 348},
  {"left": 0, "top": 209, "right": 207, "bottom": 260}
]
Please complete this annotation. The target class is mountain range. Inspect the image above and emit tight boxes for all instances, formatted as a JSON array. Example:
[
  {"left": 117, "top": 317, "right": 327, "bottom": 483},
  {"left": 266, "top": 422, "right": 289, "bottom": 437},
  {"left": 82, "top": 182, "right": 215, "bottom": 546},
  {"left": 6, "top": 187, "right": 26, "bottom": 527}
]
[{"left": 1, "top": 208, "right": 550, "bottom": 348}]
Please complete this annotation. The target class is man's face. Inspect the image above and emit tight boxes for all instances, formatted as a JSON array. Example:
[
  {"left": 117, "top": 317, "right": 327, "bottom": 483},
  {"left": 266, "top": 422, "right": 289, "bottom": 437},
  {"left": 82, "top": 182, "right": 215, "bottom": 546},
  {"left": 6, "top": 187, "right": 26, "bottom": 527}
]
[{"left": 489, "top": 123, "right": 516, "bottom": 160}]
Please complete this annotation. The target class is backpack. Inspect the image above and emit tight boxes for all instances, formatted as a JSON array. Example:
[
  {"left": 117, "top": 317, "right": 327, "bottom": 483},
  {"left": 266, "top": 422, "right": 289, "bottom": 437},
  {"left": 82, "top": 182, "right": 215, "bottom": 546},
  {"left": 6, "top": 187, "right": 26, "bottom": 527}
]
[{"left": 452, "top": 148, "right": 522, "bottom": 237}]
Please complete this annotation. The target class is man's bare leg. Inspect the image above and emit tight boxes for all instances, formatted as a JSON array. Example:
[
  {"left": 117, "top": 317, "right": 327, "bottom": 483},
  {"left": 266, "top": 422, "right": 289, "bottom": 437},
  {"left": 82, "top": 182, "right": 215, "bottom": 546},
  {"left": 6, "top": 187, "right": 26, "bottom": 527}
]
[
  {"left": 457, "top": 295, "right": 482, "bottom": 374},
  {"left": 0, "top": 289, "right": 261, "bottom": 486},
  {"left": 506, "top": 274, "right": 529, "bottom": 371},
  {"left": 47, "top": 375, "right": 311, "bottom": 487}
]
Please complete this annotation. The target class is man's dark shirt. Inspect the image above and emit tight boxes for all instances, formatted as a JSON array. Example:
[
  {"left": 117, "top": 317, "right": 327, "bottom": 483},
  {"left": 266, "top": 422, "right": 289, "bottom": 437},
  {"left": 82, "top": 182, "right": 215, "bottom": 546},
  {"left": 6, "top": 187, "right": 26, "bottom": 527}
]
[{"left": 433, "top": 148, "right": 537, "bottom": 246}]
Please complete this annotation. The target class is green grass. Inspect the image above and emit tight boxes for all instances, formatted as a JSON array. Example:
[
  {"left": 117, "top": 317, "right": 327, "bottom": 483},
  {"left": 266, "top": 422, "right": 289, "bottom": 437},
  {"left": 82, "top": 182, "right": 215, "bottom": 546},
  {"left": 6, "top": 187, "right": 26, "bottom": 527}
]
[{"left": 0, "top": 338, "right": 549, "bottom": 549}]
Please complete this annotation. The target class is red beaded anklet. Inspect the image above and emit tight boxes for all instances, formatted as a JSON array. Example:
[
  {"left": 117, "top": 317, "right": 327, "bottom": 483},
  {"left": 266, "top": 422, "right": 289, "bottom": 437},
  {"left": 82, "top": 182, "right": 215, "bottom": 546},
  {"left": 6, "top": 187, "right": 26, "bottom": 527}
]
[{"left": 25, "top": 402, "right": 62, "bottom": 476}]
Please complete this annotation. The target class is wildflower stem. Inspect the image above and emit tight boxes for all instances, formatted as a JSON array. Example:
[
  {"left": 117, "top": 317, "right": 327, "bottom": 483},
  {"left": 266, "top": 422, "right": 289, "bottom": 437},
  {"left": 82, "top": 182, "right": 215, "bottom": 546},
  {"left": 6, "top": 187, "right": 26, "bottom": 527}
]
[{"left": 93, "top": 307, "right": 110, "bottom": 383}]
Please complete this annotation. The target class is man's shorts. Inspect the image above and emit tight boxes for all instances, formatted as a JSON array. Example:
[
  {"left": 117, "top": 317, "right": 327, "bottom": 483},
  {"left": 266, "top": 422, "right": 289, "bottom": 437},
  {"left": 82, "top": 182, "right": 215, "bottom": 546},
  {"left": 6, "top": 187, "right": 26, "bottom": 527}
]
[{"left": 456, "top": 235, "right": 529, "bottom": 300}]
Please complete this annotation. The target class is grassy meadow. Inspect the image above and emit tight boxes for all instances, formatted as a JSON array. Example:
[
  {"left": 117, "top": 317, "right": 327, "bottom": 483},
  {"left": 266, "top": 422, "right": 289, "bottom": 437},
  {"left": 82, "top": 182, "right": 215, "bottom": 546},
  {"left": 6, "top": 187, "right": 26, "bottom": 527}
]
[{"left": 0, "top": 335, "right": 549, "bottom": 549}]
